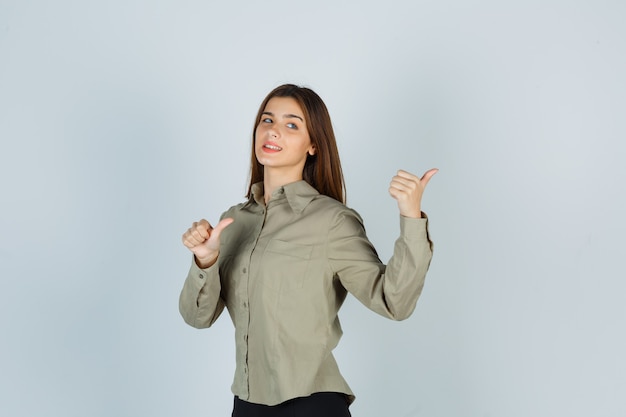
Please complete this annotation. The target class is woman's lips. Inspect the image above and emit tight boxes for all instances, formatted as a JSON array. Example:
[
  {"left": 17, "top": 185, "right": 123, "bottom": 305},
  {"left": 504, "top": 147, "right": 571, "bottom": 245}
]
[{"left": 263, "top": 142, "right": 282, "bottom": 153}]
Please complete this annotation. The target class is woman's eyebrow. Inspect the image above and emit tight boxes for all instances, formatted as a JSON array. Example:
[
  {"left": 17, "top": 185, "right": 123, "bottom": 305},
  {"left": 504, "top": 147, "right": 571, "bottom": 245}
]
[
  {"left": 262, "top": 111, "right": 303, "bottom": 122},
  {"left": 285, "top": 114, "right": 304, "bottom": 122}
]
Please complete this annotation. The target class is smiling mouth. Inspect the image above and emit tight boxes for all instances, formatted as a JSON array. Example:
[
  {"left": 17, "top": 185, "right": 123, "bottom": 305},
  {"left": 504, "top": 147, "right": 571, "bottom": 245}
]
[{"left": 263, "top": 144, "right": 282, "bottom": 151}]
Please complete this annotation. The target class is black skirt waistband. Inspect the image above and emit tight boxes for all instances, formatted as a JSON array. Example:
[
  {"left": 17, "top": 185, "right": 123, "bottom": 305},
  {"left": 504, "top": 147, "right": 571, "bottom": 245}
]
[{"left": 232, "top": 392, "right": 351, "bottom": 417}]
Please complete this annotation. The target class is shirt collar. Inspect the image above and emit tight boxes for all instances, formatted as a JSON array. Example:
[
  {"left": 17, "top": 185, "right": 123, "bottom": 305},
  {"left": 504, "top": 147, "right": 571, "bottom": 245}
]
[{"left": 241, "top": 180, "right": 319, "bottom": 214}]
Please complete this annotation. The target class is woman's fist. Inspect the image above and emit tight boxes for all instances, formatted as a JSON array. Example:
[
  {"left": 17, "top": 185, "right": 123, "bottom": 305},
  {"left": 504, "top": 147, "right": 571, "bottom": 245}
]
[
  {"left": 389, "top": 168, "right": 438, "bottom": 218},
  {"left": 182, "top": 218, "right": 234, "bottom": 268}
]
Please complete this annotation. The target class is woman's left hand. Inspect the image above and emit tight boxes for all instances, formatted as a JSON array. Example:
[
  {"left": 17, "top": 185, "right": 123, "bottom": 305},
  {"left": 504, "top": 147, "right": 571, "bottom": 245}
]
[{"left": 389, "top": 168, "right": 438, "bottom": 218}]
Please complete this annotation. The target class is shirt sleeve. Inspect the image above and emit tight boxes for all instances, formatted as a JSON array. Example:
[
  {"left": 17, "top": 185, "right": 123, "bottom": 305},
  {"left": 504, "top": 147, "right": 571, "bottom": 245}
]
[
  {"left": 328, "top": 209, "right": 433, "bottom": 321},
  {"left": 179, "top": 257, "right": 226, "bottom": 328}
]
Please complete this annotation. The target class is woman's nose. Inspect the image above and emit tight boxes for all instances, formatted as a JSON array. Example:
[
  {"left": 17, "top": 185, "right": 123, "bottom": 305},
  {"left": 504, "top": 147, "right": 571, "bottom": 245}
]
[{"left": 268, "top": 127, "right": 279, "bottom": 138}]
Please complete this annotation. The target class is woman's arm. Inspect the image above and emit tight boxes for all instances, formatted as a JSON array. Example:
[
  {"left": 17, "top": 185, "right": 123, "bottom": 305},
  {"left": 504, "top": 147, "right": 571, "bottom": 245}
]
[
  {"left": 179, "top": 217, "right": 233, "bottom": 328},
  {"left": 329, "top": 168, "right": 437, "bottom": 320},
  {"left": 328, "top": 209, "right": 432, "bottom": 320}
]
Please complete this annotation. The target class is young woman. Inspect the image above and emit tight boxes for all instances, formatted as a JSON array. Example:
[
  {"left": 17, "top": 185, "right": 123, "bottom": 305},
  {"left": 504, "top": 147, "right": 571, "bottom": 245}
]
[{"left": 179, "top": 84, "right": 437, "bottom": 417}]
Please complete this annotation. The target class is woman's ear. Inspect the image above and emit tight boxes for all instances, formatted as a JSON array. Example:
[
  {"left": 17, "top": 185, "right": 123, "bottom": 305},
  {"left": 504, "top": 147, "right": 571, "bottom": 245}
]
[{"left": 308, "top": 145, "right": 316, "bottom": 156}]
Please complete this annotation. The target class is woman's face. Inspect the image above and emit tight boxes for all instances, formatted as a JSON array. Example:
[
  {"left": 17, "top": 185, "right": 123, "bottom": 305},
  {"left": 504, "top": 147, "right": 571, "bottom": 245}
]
[{"left": 255, "top": 96, "right": 315, "bottom": 177}]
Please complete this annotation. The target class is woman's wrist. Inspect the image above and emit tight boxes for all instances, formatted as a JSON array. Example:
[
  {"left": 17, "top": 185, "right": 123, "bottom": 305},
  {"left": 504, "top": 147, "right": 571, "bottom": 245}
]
[
  {"left": 400, "top": 207, "right": 422, "bottom": 218},
  {"left": 195, "top": 253, "right": 218, "bottom": 269}
]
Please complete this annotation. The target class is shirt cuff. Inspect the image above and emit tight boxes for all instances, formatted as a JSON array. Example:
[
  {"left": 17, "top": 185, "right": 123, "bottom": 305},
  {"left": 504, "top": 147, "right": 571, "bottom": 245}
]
[
  {"left": 189, "top": 256, "right": 218, "bottom": 284},
  {"left": 399, "top": 212, "right": 430, "bottom": 241}
]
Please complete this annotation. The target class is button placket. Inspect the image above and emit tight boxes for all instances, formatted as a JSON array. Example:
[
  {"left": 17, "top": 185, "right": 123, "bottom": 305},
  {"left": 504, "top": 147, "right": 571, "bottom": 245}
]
[{"left": 241, "top": 207, "right": 265, "bottom": 397}]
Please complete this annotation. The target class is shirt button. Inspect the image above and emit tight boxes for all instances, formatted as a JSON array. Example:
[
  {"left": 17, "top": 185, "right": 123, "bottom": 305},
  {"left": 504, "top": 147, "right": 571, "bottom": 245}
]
[
  {"left": 198, "top": 273, "right": 204, "bottom": 279},
  {"left": 243, "top": 302, "right": 248, "bottom": 308},
  {"left": 242, "top": 267, "right": 247, "bottom": 274},
  {"left": 243, "top": 334, "right": 248, "bottom": 342}
]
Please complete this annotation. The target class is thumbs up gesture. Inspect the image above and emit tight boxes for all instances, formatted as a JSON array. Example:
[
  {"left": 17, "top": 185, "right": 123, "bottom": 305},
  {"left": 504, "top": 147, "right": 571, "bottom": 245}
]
[
  {"left": 389, "top": 169, "right": 438, "bottom": 218},
  {"left": 182, "top": 218, "right": 234, "bottom": 268}
]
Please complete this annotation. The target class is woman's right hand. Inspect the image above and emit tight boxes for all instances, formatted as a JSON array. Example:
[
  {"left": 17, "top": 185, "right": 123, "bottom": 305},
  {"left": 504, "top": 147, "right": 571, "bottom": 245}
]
[{"left": 182, "top": 218, "right": 234, "bottom": 268}]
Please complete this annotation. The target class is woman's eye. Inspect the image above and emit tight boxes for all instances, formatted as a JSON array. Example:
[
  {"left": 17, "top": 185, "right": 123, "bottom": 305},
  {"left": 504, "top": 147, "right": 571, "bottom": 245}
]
[
  {"left": 262, "top": 118, "right": 272, "bottom": 123},
  {"left": 286, "top": 123, "right": 297, "bottom": 129}
]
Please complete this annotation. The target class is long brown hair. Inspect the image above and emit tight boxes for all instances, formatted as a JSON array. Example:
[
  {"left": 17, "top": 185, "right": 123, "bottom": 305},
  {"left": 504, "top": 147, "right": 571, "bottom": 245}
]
[{"left": 246, "top": 84, "right": 346, "bottom": 204}]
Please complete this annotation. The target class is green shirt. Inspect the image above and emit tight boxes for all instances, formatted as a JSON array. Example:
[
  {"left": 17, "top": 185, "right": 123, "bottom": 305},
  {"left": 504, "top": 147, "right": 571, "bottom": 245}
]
[{"left": 179, "top": 180, "right": 433, "bottom": 406}]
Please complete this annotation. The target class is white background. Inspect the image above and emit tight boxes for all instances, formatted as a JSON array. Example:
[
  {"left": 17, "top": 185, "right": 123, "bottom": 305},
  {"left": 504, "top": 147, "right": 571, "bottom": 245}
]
[{"left": 1, "top": 1, "right": 625, "bottom": 416}]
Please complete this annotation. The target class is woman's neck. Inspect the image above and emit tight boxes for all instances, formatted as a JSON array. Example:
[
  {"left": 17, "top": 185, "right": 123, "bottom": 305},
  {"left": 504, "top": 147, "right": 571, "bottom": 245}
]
[{"left": 263, "top": 170, "right": 303, "bottom": 204}]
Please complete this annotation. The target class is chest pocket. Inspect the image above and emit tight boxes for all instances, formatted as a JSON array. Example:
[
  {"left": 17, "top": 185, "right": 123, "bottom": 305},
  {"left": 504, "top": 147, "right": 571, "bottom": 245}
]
[{"left": 262, "top": 239, "right": 313, "bottom": 292}]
